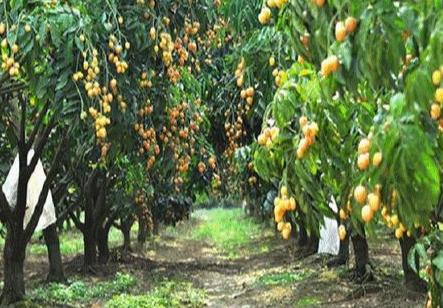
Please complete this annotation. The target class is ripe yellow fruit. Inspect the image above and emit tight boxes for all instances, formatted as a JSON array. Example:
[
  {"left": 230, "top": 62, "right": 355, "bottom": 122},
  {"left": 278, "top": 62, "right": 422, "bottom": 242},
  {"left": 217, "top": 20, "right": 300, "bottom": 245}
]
[
  {"left": 299, "top": 116, "right": 308, "bottom": 128},
  {"left": 432, "top": 70, "right": 442, "bottom": 86},
  {"left": 357, "top": 153, "right": 370, "bottom": 171},
  {"left": 24, "top": 24, "right": 31, "bottom": 33},
  {"left": 335, "top": 22, "right": 347, "bottom": 42},
  {"left": 274, "top": 206, "right": 285, "bottom": 223},
  {"left": 313, "top": 0, "right": 325, "bottom": 7},
  {"left": 372, "top": 152, "right": 383, "bottom": 167},
  {"left": 395, "top": 228, "right": 404, "bottom": 239},
  {"left": 269, "top": 56, "right": 276, "bottom": 66},
  {"left": 368, "top": 193, "right": 380, "bottom": 212},
  {"left": 0, "top": 23, "right": 5, "bottom": 35},
  {"left": 431, "top": 103, "right": 441, "bottom": 120},
  {"left": 338, "top": 225, "right": 347, "bottom": 240},
  {"left": 282, "top": 227, "right": 291, "bottom": 240},
  {"left": 361, "top": 205, "right": 374, "bottom": 223},
  {"left": 391, "top": 214, "right": 399, "bottom": 226},
  {"left": 277, "top": 221, "right": 285, "bottom": 232},
  {"left": 358, "top": 138, "right": 371, "bottom": 154},
  {"left": 11, "top": 44, "right": 19, "bottom": 54},
  {"left": 258, "top": 134, "right": 267, "bottom": 145},
  {"left": 246, "top": 87, "right": 255, "bottom": 97},
  {"left": 321, "top": 55, "right": 340, "bottom": 77},
  {"left": 354, "top": 185, "right": 367, "bottom": 204},
  {"left": 339, "top": 209, "right": 348, "bottom": 220},
  {"left": 345, "top": 17, "right": 358, "bottom": 33},
  {"left": 258, "top": 7, "right": 272, "bottom": 25},
  {"left": 436, "top": 88, "right": 443, "bottom": 104}
]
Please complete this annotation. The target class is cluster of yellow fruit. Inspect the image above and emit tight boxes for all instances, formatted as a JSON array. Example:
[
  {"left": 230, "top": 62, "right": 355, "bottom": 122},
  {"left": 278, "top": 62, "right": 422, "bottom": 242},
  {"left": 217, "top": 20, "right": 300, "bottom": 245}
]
[
  {"left": 159, "top": 32, "right": 174, "bottom": 67},
  {"left": 296, "top": 117, "right": 318, "bottom": 159},
  {"left": 381, "top": 206, "right": 408, "bottom": 239},
  {"left": 223, "top": 113, "right": 246, "bottom": 157},
  {"left": 274, "top": 186, "right": 296, "bottom": 240},
  {"left": 430, "top": 66, "right": 443, "bottom": 122},
  {"left": 184, "top": 20, "right": 200, "bottom": 36},
  {"left": 320, "top": 55, "right": 340, "bottom": 77},
  {"left": 257, "top": 126, "right": 280, "bottom": 148},
  {"left": 89, "top": 109, "right": 110, "bottom": 141},
  {"left": 335, "top": 17, "right": 358, "bottom": 42},
  {"left": 273, "top": 69, "right": 287, "bottom": 87},
  {"left": 107, "top": 35, "right": 129, "bottom": 74},
  {"left": 240, "top": 86, "right": 255, "bottom": 106},
  {"left": 235, "top": 57, "right": 246, "bottom": 87},
  {"left": 139, "top": 71, "right": 154, "bottom": 88},
  {"left": 0, "top": 25, "right": 20, "bottom": 76},
  {"left": 356, "top": 137, "right": 382, "bottom": 171},
  {"left": 212, "top": 173, "right": 222, "bottom": 189},
  {"left": 353, "top": 184, "right": 381, "bottom": 222}
]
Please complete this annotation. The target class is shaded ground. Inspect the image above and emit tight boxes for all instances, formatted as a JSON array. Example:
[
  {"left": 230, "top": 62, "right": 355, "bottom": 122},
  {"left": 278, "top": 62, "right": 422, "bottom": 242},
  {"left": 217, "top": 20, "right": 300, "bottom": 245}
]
[{"left": 4, "top": 208, "right": 426, "bottom": 307}]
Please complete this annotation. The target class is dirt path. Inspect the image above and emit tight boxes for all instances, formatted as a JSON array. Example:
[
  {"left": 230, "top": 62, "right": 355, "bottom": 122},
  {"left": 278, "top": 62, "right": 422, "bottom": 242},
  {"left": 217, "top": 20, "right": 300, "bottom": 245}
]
[
  {"left": 130, "top": 209, "right": 426, "bottom": 308},
  {"left": 16, "top": 208, "right": 427, "bottom": 307}
]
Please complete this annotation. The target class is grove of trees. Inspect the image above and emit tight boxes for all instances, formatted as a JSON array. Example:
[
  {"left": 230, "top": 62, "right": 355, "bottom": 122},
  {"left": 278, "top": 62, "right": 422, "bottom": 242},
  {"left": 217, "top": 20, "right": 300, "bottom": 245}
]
[{"left": 0, "top": 0, "right": 442, "bottom": 307}]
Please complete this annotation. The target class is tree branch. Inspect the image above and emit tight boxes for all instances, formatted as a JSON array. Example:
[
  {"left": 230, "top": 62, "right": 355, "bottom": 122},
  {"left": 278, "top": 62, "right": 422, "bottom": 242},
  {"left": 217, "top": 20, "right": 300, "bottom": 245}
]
[
  {"left": 0, "top": 190, "right": 12, "bottom": 224},
  {"left": 27, "top": 100, "right": 52, "bottom": 151},
  {"left": 69, "top": 211, "right": 84, "bottom": 233}
]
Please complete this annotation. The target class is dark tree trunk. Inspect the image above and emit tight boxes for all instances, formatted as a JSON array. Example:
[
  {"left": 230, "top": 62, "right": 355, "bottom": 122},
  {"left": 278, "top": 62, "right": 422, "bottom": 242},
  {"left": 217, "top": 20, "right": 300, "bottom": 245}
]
[
  {"left": 1, "top": 230, "right": 26, "bottom": 305},
  {"left": 328, "top": 233, "right": 349, "bottom": 268},
  {"left": 97, "top": 225, "right": 111, "bottom": 264},
  {"left": 137, "top": 212, "right": 148, "bottom": 246},
  {"left": 83, "top": 226, "right": 97, "bottom": 268},
  {"left": 298, "top": 223, "right": 308, "bottom": 247},
  {"left": 351, "top": 230, "right": 373, "bottom": 283},
  {"left": 121, "top": 218, "right": 133, "bottom": 252},
  {"left": 43, "top": 224, "right": 66, "bottom": 283},
  {"left": 399, "top": 236, "right": 427, "bottom": 292}
]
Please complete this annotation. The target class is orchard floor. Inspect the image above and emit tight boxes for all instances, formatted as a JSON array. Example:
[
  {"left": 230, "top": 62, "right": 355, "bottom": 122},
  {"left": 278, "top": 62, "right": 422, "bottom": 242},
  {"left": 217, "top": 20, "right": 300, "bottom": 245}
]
[{"left": 7, "top": 208, "right": 426, "bottom": 307}]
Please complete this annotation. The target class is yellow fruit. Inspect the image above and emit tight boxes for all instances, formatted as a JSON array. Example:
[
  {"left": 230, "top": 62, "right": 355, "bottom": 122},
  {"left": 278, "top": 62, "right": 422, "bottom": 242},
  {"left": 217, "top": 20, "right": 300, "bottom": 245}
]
[
  {"left": 11, "top": 44, "right": 19, "bottom": 54},
  {"left": 281, "top": 227, "right": 291, "bottom": 240},
  {"left": 358, "top": 138, "right": 371, "bottom": 154},
  {"left": 368, "top": 193, "right": 380, "bottom": 212},
  {"left": 436, "top": 88, "right": 443, "bottom": 104},
  {"left": 277, "top": 221, "right": 285, "bottom": 232},
  {"left": 258, "top": 7, "right": 272, "bottom": 25},
  {"left": 267, "top": 0, "right": 277, "bottom": 7},
  {"left": 354, "top": 185, "right": 367, "bottom": 204},
  {"left": 24, "top": 25, "right": 31, "bottom": 33},
  {"left": 313, "top": 0, "right": 326, "bottom": 7},
  {"left": 338, "top": 225, "right": 347, "bottom": 240},
  {"left": 246, "top": 87, "right": 255, "bottom": 97},
  {"left": 432, "top": 70, "right": 442, "bottom": 86},
  {"left": 381, "top": 206, "right": 388, "bottom": 217},
  {"left": 357, "top": 153, "right": 370, "bottom": 171},
  {"left": 321, "top": 55, "right": 340, "bottom": 77},
  {"left": 345, "top": 17, "right": 358, "bottom": 33},
  {"left": 335, "top": 22, "right": 347, "bottom": 42},
  {"left": 274, "top": 206, "right": 285, "bottom": 223},
  {"left": 258, "top": 133, "right": 267, "bottom": 145},
  {"left": 270, "top": 126, "right": 279, "bottom": 140},
  {"left": 269, "top": 56, "right": 276, "bottom": 66},
  {"left": 372, "top": 152, "right": 383, "bottom": 167},
  {"left": 280, "top": 186, "right": 288, "bottom": 197},
  {"left": 431, "top": 103, "right": 441, "bottom": 120},
  {"left": 339, "top": 209, "right": 348, "bottom": 220},
  {"left": 299, "top": 116, "right": 308, "bottom": 127},
  {"left": 391, "top": 214, "right": 399, "bottom": 226},
  {"left": 361, "top": 205, "right": 374, "bottom": 223},
  {"left": 0, "top": 23, "right": 5, "bottom": 35},
  {"left": 395, "top": 228, "right": 404, "bottom": 239}
]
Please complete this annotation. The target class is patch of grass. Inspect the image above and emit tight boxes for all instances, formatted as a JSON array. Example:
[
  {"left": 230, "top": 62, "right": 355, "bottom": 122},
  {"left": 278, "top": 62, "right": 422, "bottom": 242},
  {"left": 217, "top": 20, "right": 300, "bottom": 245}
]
[
  {"left": 29, "top": 272, "right": 136, "bottom": 306},
  {"left": 106, "top": 280, "right": 206, "bottom": 308},
  {"left": 256, "top": 270, "right": 314, "bottom": 286},
  {"left": 190, "top": 208, "right": 265, "bottom": 257},
  {"left": 296, "top": 296, "right": 321, "bottom": 306}
]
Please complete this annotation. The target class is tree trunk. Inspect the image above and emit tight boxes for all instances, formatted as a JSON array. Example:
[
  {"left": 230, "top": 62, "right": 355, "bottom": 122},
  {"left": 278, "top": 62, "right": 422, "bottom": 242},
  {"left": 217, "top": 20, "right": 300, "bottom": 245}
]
[
  {"left": 298, "top": 223, "right": 308, "bottom": 247},
  {"left": 97, "top": 225, "right": 110, "bottom": 264},
  {"left": 328, "top": 233, "right": 349, "bottom": 268},
  {"left": 83, "top": 226, "right": 97, "bottom": 269},
  {"left": 43, "top": 224, "right": 66, "bottom": 283},
  {"left": 1, "top": 230, "right": 26, "bottom": 305},
  {"left": 137, "top": 212, "right": 148, "bottom": 246},
  {"left": 399, "top": 236, "right": 427, "bottom": 292},
  {"left": 351, "top": 230, "right": 372, "bottom": 282},
  {"left": 121, "top": 218, "right": 133, "bottom": 252}
]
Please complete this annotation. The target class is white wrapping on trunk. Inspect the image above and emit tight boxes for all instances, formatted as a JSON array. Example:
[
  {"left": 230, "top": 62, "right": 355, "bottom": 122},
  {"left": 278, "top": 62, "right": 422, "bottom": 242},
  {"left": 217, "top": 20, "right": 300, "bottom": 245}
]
[
  {"left": 317, "top": 197, "right": 339, "bottom": 255},
  {"left": 2, "top": 149, "right": 56, "bottom": 231}
]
